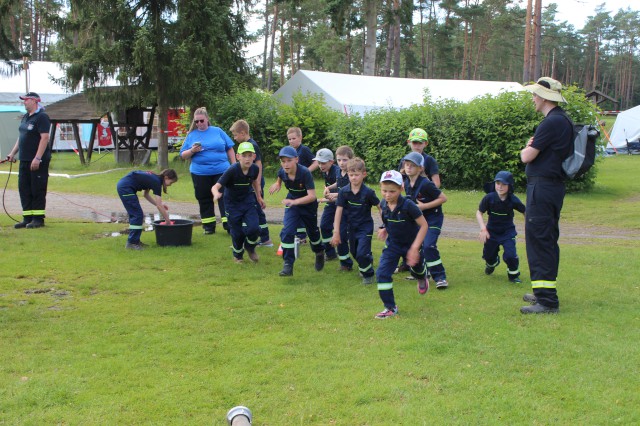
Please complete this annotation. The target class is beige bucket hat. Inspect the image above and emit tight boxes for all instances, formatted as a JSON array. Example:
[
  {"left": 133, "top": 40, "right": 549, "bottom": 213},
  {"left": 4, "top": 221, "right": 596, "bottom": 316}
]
[{"left": 524, "top": 77, "right": 567, "bottom": 103}]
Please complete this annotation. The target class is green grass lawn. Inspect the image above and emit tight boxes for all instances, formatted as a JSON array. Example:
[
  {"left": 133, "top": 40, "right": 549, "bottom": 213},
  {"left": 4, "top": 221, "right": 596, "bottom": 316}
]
[{"left": 1, "top": 153, "right": 639, "bottom": 424}]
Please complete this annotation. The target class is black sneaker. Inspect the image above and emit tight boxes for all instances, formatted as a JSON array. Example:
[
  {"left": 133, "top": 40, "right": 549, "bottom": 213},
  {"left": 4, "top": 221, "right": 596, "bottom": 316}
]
[
  {"left": 362, "top": 275, "right": 375, "bottom": 285},
  {"left": 203, "top": 224, "right": 216, "bottom": 234},
  {"left": 279, "top": 263, "right": 293, "bottom": 276},
  {"left": 509, "top": 276, "right": 522, "bottom": 284},
  {"left": 315, "top": 252, "right": 325, "bottom": 271},
  {"left": 247, "top": 249, "right": 259, "bottom": 263},
  {"left": 520, "top": 303, "right": 559, "bottom": 314},
  {"left": 325, "top": 254, "right": 338, "bottom": 261},
  {"left": 125, "top": 242, "right": 144, "bottom": 250},
  {"left": 26, "top": 219, "right": 44, "bottom": 229},
  {"left": 485, "top": 259, "right": 499, "bottom": 275},
  {"left": 14, "top": 220, "right": 31, "bottom": 229},
  {"left": 394, "top": 264, "right": 410, "bottom": 274}
]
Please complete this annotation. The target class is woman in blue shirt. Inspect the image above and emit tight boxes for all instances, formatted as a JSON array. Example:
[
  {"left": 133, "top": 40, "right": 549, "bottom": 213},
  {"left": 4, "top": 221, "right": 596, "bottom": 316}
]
[{"left": 180, "top": 107, "right": 236, "bottom": 234}]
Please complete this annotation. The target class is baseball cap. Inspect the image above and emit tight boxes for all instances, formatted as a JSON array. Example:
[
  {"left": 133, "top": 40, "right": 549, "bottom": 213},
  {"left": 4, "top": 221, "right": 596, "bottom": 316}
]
[
  {"left": 403, "top": 152, "right": 424, "bottom": 167},
  {"left": 408, "top": 128, "right": 428, "bottom": 142},
  {"left": 278, "top": 146, "right": 298, "bottom": 158},
  {"left": 19, "top": 92, "right": 41, "bottom": 101},
  {"left": 237, "top": 142, "right": 255, "bottom": 154},
  {"left": 524, "top": 77, "right": 567, "bottom": 103},
  {"left": 313, "top": 148, "right": 334, "bottom": 163},
  {"left": 494, "top": 171, "right": 514, "bottom": 186},
  {"left": 380, "top": 170, "right": 403, "bottom": 186}
]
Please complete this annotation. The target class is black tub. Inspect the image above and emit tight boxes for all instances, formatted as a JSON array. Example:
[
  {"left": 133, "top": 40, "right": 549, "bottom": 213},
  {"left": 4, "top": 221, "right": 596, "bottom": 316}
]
[{"left": 153, "top": 219, "right": 194, "bottom": 246}]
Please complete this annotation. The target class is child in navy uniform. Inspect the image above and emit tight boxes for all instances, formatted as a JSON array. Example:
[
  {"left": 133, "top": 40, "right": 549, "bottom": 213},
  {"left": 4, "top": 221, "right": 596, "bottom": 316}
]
[
  {"left": 375, "top": 170, "right": 428, "bottom": 319},
  {"left": 314, "top": 148, "right": 341, "bottom": 261},
  {"left": 229, "top": 120, "right": 272, "bottom": 247},
  {"left": 476, "top": 171, "right": 526, "bottom": 283},
  {"left": 331, "top": 158, "right": 380, "bottom": 285},
  {"left": 269, "top": 146, "right": 325, "bottom": 276},
  {"left": 398, "top": 128, "right": 441, "bottom": 187},
  {"left": 324, "top": 146, "right": 355, "bottom": 271},
  {"left": 402, "top": 152, "right": 449, "bottom": 289},
  {"left": 212, "top": 142, "right": 265, "bottom": 263},
  {"left": 117, "top": 169, "right": 178, "bottom": 250}
]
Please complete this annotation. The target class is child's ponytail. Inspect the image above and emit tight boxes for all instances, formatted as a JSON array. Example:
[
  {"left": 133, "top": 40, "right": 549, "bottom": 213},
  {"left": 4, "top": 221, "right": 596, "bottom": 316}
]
[{"left": 159, "top": 169, "right": 178, "bottom": 193}]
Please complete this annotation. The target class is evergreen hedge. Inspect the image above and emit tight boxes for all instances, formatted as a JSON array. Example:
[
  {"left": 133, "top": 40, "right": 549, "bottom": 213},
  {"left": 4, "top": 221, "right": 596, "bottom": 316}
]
[{"left": 211, "top": 86, "right": 601, "bottom": 192}]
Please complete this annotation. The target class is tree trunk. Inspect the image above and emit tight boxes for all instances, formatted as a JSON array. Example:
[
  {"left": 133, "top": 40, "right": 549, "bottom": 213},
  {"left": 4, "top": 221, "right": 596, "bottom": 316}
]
[
  {"left": 296, "top": 12, "right": 302, "bottom": 72},
  {"left": 289, "top": 12, "right": 295, "bottom": 75},
  {"left": 157, "top": 104, "right": 169, "bottom": 169},
  {"left": 592, "top": 36, "right": 599, "bottom": 90},
  {"left": 419, "top": 0, "right": 425, "bottom": 78},
  {"left": 363, "top": 0, "right": 377, "bottom": 76},
  {"left": 384, "top": 20, "right": 394, "bottom": 77},
  {"left": 532, "top": 0, "right": 542, "bottom": 80},
  {"left": 261, "top": 0, "right": 269, "bottom": 89},
  {"left": 522, "top": 0, "right": 532, "bottom": 82},
  {"left": 32, "top": 2, "right": 38, "bottom": 60},
  {"left": 462, "top": 19, "right": 469, "bottom": 80},
  {"left": 346, "top": 22, "right": 352, "bottom": 74},
  {"left": 267, "top": 3, "right": 278, "bottom": 90},
  {"left": 279, "top": 13, "right": 285, "bottom": 86},
  {"left": 392, "top": 0, "right": 400, "bottom": 78}
]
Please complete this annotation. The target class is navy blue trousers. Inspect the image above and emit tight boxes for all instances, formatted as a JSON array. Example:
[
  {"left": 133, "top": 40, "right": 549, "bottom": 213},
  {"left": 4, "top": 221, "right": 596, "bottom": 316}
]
[
  {"left": 376, "top": 242, "right": 427, "bottom": 310},
  {"left": 320, "top": 203, "right": 340, "bottom": 258},
  {"left": 118, "top": 191, "right": 144, "bottom": 244},
  {"left": 18, "top": 160, "right": 49, "bottom": 221},
  {"left": 349, "top": 227, "right": 375, "bottom": 278},
  {"left": 256, "top": 181, "right": 270, "bottom": 242},
  {"left": 423, "top": 215, "right": 446, "bottom": 281},
  {"left": 483, "top": 233, "right": 520, "bottom": 279},
  {"left": 226, "top": 198, "right": 260, "bottom": 259},
  {"left": 280, "top": 203, "right": 323, "bottom": 266},
  {"left": 525, "top": 181, "right": 565, "bottom": 309}
]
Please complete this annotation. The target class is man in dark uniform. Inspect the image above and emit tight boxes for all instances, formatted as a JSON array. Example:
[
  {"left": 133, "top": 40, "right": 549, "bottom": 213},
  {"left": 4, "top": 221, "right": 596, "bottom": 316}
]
[
  {"left": 6, "top": 92, "right": 51, "bottom": 229},
  {"left": 520, "top": 77, "right": 573, "bottom": 314}
]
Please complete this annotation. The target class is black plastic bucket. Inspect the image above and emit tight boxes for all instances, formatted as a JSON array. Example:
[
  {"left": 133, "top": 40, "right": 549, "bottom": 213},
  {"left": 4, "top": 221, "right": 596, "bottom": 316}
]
[{"left": 153, "top": 219, "right": 194, "bottom": 246}]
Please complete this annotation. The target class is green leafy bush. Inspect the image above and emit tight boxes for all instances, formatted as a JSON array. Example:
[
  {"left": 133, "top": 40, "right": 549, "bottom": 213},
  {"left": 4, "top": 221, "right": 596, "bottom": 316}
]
[
  {"left": 211, "top": 88, "right": 280, "bottom": 164},
  {"left": 329, "top": 87, "right": 600, "bottom": 192},
  {"left": 271, "top": 91, "right": 342, "bottom": 155},
  {"left": 210, "top": 86, "right": 600, "bottom": 191}
]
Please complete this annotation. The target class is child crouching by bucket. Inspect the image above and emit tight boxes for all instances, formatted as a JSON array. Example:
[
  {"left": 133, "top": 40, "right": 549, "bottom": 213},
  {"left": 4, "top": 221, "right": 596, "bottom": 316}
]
[{"left": 116, "top": 169, "right": 178, "bottom": 250}]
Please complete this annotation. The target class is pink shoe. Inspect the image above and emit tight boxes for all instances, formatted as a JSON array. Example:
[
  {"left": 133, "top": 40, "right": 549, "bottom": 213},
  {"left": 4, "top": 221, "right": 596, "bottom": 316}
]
[
  {"left": 375, "top": 306, "right": 398, "bottom": 319},
  {"left": 417, "top": 278, "right": 429, "bottom": 295}
]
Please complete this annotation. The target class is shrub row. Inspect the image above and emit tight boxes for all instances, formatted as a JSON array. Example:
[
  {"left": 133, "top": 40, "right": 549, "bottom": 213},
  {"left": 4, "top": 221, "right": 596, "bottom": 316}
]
[{"left": 207, "top": 86, "right": 600, "bottom": 192}]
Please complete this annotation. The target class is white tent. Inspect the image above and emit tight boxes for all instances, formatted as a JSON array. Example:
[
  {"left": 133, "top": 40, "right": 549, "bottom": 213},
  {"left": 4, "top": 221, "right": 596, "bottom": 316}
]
[
  {"left": 609, "top": 105, "right": 640, "bottom": 149},
  {"left": 273, "top": 70, "right": 524, "bottom": 115}
]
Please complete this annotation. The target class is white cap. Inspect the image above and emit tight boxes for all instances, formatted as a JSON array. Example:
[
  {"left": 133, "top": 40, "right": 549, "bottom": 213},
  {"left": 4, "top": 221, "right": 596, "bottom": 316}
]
[
  {"left": 313, "top": 148, "right": 334, "bottom": 163},
  {"left": 380, "top": 170, "right": 403, "bottom": 186}
]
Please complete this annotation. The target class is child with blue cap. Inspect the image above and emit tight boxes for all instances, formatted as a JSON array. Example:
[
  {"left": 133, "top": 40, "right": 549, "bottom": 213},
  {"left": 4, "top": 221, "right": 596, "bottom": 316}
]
[
  {"left": 476, "top": 171, "right": 526, "bottom": 283},
  {"left": 269, "top": 146, "right": 325, "bottom": 276}
]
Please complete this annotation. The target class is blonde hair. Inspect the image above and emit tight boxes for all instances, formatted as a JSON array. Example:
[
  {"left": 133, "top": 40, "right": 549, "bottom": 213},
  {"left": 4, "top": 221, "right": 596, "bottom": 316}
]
[
  {"left": 336, "top": 145, "right": 354, "bottom": 159},
  {"left": 346, "top": 157, "right": 366, "bottom": 173},
  {"left": 287, "top": 127, "right": 302, "bottom": 137},
  {"left": 230, "top": 119, "right": 250, "bottom": 134},
  {"left": 188, "top": 107, "right": 210, "bottom": 132}
]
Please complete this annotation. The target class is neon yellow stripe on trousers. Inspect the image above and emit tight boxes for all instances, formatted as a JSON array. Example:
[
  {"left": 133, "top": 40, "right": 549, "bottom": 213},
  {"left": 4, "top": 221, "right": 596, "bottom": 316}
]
[{"left": 531, "top": 280, "right": 556, "bottom": 289}]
